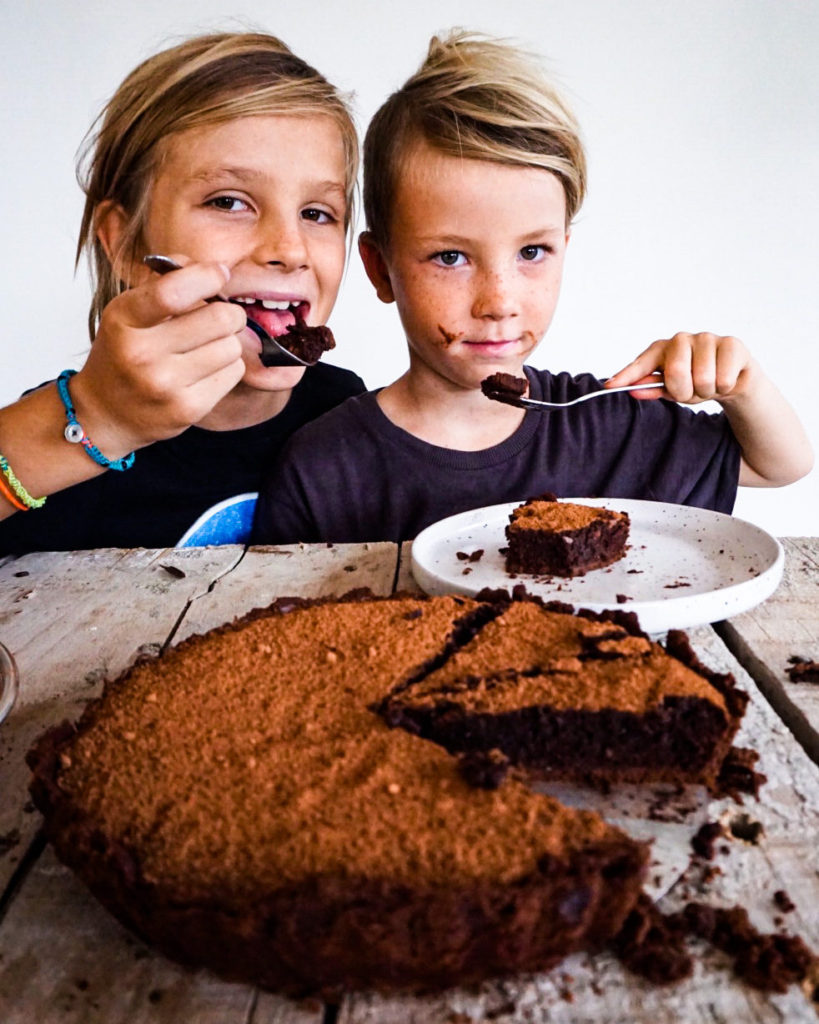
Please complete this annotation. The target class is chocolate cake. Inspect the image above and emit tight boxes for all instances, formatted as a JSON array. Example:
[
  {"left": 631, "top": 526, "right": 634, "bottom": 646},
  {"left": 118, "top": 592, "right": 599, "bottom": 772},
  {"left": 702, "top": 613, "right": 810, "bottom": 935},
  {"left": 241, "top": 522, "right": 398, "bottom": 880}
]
[
  {"left": 283, "top": 317, "right": 335, "bottom": 363},
  {"left": 27, "top": 591, "right": 745, "bottom": 995},
  {"left": 480, "top": 372, "right": 529, "bottom": 407},
  {"left": 380, "top": 596, "right": 747, "bottom": 791},
  {"left": 505, "top": 495, "right": 630, "bottom": 576}
]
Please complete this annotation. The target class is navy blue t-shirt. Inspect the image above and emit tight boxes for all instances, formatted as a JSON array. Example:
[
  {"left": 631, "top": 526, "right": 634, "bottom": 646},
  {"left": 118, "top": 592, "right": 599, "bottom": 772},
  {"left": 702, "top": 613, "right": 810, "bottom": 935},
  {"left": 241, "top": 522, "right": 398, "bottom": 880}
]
[
  {"left": 0, "top": 363, "right": 365, "bottom": 554},
  {"left": 254, "top": 367, "right": 741, "bottom": 544}
]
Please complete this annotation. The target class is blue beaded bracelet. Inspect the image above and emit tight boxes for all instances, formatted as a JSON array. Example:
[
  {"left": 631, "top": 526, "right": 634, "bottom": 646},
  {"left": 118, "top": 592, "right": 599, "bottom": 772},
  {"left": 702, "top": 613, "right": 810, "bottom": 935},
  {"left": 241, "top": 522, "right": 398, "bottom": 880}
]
[{"left": 56, "top": 370, "right": 135, "bottom": 472}]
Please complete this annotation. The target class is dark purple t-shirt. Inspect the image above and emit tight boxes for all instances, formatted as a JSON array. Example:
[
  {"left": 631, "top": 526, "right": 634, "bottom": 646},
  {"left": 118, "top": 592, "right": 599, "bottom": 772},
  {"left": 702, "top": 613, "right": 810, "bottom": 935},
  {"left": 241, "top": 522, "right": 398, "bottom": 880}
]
[{"left": 255, "top": 367, "right": 741, "bottom": 544}]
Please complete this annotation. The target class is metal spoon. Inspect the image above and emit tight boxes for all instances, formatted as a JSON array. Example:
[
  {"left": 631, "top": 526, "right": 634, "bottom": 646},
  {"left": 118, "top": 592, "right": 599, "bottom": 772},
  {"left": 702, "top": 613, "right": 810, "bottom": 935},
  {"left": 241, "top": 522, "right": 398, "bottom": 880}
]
[{"left": 142, "top": 254, "right": 313, "bottom": 367}]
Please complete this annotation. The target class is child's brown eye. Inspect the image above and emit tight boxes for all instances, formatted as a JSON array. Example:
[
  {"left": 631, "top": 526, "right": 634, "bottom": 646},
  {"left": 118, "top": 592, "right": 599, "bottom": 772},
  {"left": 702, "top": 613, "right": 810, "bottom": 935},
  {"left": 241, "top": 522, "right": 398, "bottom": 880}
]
[
  {"left": 302, "top": 207, "right": 335, "bottom": 224},
  {"left": 206, "top": 196, "right": 248, "bottom": 212}
]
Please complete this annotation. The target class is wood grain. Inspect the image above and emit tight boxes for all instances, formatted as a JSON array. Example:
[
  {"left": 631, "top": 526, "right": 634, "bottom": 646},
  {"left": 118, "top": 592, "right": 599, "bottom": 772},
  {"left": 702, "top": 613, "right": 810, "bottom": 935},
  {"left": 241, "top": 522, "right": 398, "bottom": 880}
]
[{"left": 717, "top": 537, "right": 819, "bottom": 764}]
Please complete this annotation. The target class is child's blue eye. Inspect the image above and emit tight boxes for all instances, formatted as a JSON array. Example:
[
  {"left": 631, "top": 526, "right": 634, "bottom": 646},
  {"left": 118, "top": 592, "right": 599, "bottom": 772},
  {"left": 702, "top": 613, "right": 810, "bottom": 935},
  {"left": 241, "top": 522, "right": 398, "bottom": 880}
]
[
  {"left": 519, "top": 245, "right": 548, "bottom": 262},
  {"left": 433, "top": 251, "right": 465, "bottom": 267}
]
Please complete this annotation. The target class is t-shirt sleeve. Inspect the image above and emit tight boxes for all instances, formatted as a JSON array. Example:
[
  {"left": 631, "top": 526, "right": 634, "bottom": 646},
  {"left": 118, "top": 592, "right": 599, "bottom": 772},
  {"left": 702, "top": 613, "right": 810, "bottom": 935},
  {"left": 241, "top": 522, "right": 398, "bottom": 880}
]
[{"left": 253, "top": 444, "right": 323, "bottom": 544}]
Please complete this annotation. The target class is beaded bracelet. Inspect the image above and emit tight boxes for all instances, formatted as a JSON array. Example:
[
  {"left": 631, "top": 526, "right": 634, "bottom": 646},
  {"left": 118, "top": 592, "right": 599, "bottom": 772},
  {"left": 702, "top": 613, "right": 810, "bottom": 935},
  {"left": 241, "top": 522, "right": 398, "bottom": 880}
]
[
  {"left": 0, "top": 453, "right": 46, "bottom": 510},
  {"left": 56, "top": 370, "right": 135, "bottom": 472}
]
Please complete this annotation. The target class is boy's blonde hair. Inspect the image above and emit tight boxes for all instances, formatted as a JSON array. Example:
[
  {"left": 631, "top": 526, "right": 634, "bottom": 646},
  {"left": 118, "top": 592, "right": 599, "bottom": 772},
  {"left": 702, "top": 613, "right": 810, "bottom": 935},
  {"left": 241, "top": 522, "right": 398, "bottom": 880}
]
[
  {"left": 363, "top": 30, "right": 586, "bottom": 249},
  {"left": 77, "top": 32, "right": 358, "bottom": 339}
]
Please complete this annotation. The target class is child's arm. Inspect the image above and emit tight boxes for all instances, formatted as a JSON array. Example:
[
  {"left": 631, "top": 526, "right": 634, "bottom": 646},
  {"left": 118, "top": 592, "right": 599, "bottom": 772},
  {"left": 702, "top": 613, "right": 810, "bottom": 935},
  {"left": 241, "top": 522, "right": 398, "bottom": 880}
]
[
  {"left": 0, "top": 262, "right": 246, "bottom": 520},
  {"left": 605, "top": 331, "right": 813, "bottom": 487}
]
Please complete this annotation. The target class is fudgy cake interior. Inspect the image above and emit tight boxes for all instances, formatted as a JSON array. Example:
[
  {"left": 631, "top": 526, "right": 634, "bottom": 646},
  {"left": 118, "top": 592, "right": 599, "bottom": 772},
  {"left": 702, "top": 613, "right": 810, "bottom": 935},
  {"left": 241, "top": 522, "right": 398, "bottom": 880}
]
[
  {"left": 380, "top": 596, "right": 747, "bottom": 790},
  {"left": 505, "top": 496, "right": 630, "bottom": 576},
  {"left": 282, "top": 318, "right": 335, "bottom": 363}
]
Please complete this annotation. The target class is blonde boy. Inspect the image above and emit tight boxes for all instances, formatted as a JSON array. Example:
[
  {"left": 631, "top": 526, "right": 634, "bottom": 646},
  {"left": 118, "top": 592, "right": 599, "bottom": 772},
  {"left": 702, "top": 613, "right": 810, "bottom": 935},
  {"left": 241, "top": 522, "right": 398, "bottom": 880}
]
[{"left": 255, "top": 31, "right": 811, "bottom": 544}]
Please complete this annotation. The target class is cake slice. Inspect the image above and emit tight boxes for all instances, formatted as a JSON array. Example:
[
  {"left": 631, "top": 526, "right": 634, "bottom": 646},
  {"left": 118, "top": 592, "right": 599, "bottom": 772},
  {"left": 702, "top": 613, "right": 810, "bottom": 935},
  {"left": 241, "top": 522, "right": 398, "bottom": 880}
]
[
  {"left": 480, "top": 372, "right": 529, "bottom": 407},
  {"left": 379, "top": 595, "right": 748, "bottom": 791},
  {"left": 505, "top": 494, "right": 630, "bottom": 576}
]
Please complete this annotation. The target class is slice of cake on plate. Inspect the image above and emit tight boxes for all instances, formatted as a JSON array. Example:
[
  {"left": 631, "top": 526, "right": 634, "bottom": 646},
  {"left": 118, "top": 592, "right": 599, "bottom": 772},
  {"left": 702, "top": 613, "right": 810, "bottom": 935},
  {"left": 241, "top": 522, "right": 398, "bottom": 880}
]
[{"left": 505, "top": 494, "right": 630, "bottom": 576}]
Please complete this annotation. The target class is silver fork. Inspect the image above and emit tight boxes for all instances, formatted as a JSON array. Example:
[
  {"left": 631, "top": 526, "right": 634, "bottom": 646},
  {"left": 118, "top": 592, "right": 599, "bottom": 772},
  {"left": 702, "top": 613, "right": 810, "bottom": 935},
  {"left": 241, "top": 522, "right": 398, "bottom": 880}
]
[{"left": 485, "top": 381, "right": 665, "bottom": 410}]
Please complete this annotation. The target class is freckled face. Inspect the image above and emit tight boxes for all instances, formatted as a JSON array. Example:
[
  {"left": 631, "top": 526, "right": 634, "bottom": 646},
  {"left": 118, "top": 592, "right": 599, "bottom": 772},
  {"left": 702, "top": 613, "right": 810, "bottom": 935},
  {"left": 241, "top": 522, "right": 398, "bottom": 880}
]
[
  {"left": 138, "top": 114, "right": 348, "bottom": 392},
  {"left": 371, "top": 141, "right": 569, "bottom": 391}
]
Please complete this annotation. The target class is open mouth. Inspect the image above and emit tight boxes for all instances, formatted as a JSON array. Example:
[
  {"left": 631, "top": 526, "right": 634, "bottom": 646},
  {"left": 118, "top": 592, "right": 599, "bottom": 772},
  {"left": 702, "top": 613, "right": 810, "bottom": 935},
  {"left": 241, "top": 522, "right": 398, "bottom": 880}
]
[{"left": 231, "top": 297, "right": 309, "bottom": 339}]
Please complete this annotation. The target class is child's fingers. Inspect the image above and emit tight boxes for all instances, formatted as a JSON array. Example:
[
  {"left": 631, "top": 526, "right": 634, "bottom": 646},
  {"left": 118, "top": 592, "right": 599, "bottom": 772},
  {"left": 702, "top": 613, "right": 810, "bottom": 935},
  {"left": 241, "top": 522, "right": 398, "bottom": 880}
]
[
  {"left": 120, "top": 260, "right": 232, "bottom": 329},
  {"left": 674, "top": 332, "right": 749, "bottom": 402},
  {"left": 605, "top": 340, "right": 667, "bottom": 393},
  {"left": 713, "top": 335, "right": 748, "bottom": 396},
  {"left": 178, "top": 357, "right": 248, "bottom": 422}
]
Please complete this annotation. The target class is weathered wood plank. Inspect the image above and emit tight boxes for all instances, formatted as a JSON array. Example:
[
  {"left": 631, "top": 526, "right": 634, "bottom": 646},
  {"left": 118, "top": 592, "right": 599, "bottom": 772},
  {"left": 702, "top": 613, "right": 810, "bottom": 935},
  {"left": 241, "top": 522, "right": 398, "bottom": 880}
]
[
  {"left": 0, "top": 546, "right": 243, "bottom": 892},
  {"left": 396, "top": 542, "right": 420, "bottom": 595},
  {"left": 0, "top": 846, "right": 321, "bottom": 1024},
  {"left": 717, "top": 537, "right": 819, "bottom": 765},
  {"left": 173, "top": 542, "right": 399, "bottom": 641}
]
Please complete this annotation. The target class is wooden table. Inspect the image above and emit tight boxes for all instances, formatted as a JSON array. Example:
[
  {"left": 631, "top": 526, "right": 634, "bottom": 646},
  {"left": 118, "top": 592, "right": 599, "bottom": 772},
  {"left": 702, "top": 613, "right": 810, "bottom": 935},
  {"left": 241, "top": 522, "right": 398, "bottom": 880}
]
[{"left": 1, "top": 540, "right": 818, "bottom": 1023}]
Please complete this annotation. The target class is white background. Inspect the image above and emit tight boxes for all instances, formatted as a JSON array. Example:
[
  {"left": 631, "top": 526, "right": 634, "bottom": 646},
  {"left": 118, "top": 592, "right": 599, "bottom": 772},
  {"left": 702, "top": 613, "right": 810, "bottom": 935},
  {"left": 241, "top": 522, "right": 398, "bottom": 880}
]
[{"left": 1, "top": 0, "right": 816, "bottom": 535}]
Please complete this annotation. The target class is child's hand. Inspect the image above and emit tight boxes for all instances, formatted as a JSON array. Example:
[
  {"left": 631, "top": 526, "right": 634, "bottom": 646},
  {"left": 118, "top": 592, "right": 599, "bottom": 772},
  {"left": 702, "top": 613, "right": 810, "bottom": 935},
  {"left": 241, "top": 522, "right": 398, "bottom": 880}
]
[
  {"left": 605, "top": 331, "right": 754, "bottom": 405},
  {"left": 71, "top": 260, "right": 247, "bottom": 454},
  {"left": 606, "top": 330, "right": 813, "bottom": 487}
]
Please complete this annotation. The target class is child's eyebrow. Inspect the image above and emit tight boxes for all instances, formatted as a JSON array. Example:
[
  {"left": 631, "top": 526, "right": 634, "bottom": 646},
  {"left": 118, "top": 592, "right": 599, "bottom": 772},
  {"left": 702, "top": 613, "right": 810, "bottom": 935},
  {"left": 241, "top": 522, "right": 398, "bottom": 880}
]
[
  {"left": 191, "top": 168, "right": 346, "bottom": 199},
  {"left": 191, "top": 166, "right": 268, "bottom": 184},
  {"left": 415, "top": 224, "right": 566, "bottom": 247}
]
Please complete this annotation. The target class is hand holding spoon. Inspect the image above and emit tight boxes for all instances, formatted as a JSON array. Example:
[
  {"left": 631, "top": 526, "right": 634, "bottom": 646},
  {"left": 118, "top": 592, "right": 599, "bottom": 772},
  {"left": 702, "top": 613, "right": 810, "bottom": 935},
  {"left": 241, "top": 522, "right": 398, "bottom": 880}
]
[{"left": 143, "top": 255, "right": 333, "bottom": 367}]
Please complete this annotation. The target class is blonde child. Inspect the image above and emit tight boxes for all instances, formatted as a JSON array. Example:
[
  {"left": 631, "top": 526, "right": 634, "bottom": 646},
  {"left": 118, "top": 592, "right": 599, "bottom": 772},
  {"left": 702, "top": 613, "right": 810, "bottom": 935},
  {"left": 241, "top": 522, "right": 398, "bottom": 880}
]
[
  {"left": 0, "top": 32, "right": 364, "bottom": 553},
  {"left": 254, "top": 30, "right": 812, "bottom": 544}
]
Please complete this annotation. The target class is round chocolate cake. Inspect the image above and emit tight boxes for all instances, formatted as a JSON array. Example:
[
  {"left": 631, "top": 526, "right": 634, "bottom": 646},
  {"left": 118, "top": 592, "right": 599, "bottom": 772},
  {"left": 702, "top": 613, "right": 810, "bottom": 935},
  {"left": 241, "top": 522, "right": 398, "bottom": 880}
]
[{"left": 27, "top": 590, "right": 745, "bottom": 995}]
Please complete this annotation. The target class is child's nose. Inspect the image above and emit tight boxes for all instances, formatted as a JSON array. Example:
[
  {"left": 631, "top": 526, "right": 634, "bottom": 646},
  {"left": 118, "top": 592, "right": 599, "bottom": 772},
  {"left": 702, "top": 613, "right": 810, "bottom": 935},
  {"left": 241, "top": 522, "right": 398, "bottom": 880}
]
[
  {"left": 255, "top": 215, "right": 308, "bottom": 270},
  {"left": 471, "top": 269, "right": 518, "bottom": 321}
]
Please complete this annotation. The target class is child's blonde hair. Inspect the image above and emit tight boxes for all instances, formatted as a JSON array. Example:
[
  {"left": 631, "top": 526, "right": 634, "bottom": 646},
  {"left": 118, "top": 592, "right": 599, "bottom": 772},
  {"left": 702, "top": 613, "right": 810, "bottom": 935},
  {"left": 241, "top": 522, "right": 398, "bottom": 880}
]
[
  {"left": 363, "top": 29, "right": 586, "bottom": 249},
  {"left": 77, "top": 32, "right": 358, "bottom": 338}
]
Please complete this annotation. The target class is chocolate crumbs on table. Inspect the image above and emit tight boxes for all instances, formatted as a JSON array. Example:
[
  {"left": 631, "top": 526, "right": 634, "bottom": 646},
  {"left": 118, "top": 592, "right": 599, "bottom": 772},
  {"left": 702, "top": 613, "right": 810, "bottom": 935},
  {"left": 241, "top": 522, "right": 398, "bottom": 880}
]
[
  {"left": 786, "top": 656, "right": 819, "bottom": 683},
  {"left": 691, "top": 821, "right": 723, "bottom": 859}
]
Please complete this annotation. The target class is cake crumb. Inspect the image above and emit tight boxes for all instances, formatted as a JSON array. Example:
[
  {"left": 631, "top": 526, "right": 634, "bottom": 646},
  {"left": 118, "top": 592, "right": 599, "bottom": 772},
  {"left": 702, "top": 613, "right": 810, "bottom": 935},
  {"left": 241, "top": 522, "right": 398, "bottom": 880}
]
[
  {"left": 715, "top": 746, "right": 766, "bottom": 801},
  {"left": 786, "top": 656, "right": 819, "bottom": 683},
  {"left": 691, "top": 821, "right": 723, "bottom": 859},
  {"left": 0, "top": 829, "right": 20, "bottom": 857},
  {"left": 729, "top": 813, "right": 764, "bottom": 845},
  {"left": 774, "top": 890, "right": 795, "bottom": 913},
  {"left": 456, "top": 549, "right": 484, "bottom": 563}
]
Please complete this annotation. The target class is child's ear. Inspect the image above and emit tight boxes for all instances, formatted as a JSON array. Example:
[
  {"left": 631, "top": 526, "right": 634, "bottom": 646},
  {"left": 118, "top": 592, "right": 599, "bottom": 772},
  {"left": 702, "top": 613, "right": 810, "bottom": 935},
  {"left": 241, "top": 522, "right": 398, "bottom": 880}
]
[
  {"left": 95, "top": 200, "right": 141, "bottom": 286},
  {"left": 358, "top": 232, "right": 395, "bottom": 304}
]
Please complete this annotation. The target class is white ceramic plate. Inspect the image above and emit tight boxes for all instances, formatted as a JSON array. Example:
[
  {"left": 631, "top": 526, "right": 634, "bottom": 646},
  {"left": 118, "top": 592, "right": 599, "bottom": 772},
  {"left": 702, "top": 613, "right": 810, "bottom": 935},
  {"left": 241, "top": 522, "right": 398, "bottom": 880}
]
[
  {"left": 411, "top": 498, "right": 784, "bottom": 635},
  {"left": 0, "top": 641, "right": 19, "bottom": 726}
]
